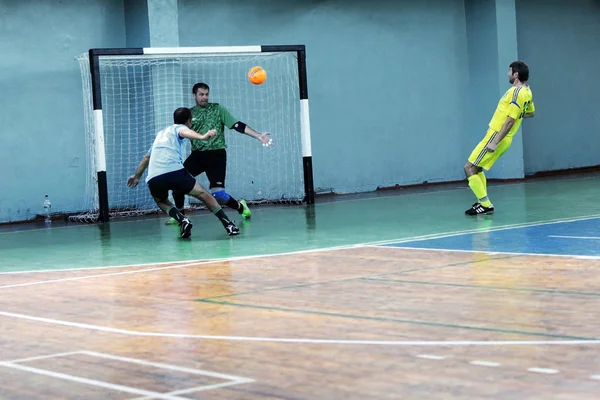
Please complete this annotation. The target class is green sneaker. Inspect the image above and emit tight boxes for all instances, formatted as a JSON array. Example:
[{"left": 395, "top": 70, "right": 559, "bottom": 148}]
[
  {"left": 239, "top": 199, "right": 251, "bottom": 219},
  {"left": 165, "top": 217, "right": 178, "bottom": 225}
]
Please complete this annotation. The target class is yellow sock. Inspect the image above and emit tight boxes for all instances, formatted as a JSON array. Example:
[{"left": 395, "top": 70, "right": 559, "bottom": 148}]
[
  {"left": 477, "top": 172, "right": 491, "bottom": 207},
  {"left": 478, "top": 171, "right": 487, "bottom": 193},
  {"left": 468, "top": 175, "right": 492, "bottom": 207}
]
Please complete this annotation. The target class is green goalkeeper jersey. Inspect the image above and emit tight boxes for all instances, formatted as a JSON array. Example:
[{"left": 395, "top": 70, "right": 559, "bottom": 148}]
[{"left": 189, "top": 103, "right": 238, "bottom": 151}]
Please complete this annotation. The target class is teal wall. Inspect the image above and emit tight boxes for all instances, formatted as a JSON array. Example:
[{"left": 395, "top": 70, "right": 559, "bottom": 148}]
[
  {"left": 0, "top": 0, "right": 126, "bottom": 223},
  {"left": 125, "top": 0, "right": 150, "bottom": 48},
  {"left": 0, "top": 0, "right": 598, "bottom": 223},
  {"left": 178, "top": 0, "right": 470, "bottom": 194},
  {"left": 465, "top": 0, "right": 523, "bottom": 180},
  {"left": 516, "top": 0, "right": 600, "bottom": 174}
]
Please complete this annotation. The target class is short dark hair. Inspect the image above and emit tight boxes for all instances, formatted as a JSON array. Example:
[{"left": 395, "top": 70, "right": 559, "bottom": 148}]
[
  {"left": 173, "top": 107, "right": 191, "bottom": 124},
  {"left": 192, "top": 82, "right": 209, "bottom": 94},
  {"left": 509, "top": 61, "right": 529, "bottom": 82}
]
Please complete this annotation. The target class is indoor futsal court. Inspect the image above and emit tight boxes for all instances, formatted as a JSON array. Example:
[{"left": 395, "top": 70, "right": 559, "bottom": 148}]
[{"left": 1, "top": 172, "right": 600, "bottom": 399}]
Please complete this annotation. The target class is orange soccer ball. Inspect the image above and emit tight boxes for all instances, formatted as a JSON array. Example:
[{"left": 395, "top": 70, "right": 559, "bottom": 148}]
[{"left": 248, "top": 66, "right": 267, "bottom": 85}]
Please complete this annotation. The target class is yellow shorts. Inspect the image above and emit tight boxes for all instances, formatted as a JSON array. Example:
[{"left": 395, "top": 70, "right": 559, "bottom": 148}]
[{"left": 468, "top": 129, "right": 512, "bottom": 170}]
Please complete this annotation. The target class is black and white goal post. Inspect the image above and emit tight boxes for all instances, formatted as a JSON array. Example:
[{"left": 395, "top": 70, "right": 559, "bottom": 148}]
[{"left": 72, "top": 45, "right": 314, "bottom": 223}]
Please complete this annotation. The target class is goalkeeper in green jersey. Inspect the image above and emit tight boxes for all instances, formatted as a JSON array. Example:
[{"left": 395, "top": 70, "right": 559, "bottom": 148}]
[{"left": 167, "top": 82, "right": 272, "bottom": 225}]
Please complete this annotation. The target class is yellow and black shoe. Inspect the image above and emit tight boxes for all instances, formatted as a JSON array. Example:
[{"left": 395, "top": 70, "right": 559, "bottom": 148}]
[{"left": 465, "top": 203, "right": 494, "bottom": 216}]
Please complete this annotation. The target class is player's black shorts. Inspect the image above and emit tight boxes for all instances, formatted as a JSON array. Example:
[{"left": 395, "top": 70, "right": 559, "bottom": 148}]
[
  {"left": 147, "top": 168, "right": 196, "bottom": 201},
  {"left": 183, "top": 149, "right": 227, "bottom": 189}
]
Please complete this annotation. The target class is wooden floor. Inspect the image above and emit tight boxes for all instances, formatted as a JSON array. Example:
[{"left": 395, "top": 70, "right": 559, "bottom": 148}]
[{"left": 2, "top": 246, "right": 600, "bottom": 399}]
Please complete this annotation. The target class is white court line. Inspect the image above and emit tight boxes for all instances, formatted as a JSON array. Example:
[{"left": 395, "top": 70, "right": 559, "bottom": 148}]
[
  {"left": 0, "top": 241, "right": 364, "bottom": 276},
  {"left": 368, "top": 245, "right": 600, "bottom": 260},
  {"left": 0, "top": 362, "right": 190, "bottom": 400},
  {"left": 0, "top": 243, "right": 371, "bottom": 288},
  {"left": 416, "top": 354, "right": 445, "bottom": 360},
  {"left": 130, "top": 380, "right": 254, "bottom": 400},
  {"left": 85, "top": 351, "right": 255, "bottom": 399},
  {"left": 2, "top": 311, "right": 600, "bottom": 347},
  {"left": 0, "top": 259, "right": 208, "bottom": 275},
  {"left": 590, "top": 375, "right": 600, "bottom": 380},
  {"left": 470, "top": 360, "right": 501, "bottom": 367},
  {"left": 0, "top": 261, "right": 216, "bottom": 290},
  {"left": 527, "top": 367, "right": 559, "bottom": 374},
  {"left": 2, "top": 350, "right": 254, "bottom": 399},
  {"left": 549, "top": 235, "right": 600, "bottom": 240},
  {"left": 4, "top": 351, "right": 82, "bottom": 364},
  {"left": 80, "top": 351, "right": 251, "bottom": 382},
  {"left": 4, "top": 213, "right": 600, "bottom": 278}
]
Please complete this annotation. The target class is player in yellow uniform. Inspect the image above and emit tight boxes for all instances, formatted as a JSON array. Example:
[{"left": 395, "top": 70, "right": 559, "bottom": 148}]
[{"left": 464, "top": 61, "right": 535, "bottom": 215}]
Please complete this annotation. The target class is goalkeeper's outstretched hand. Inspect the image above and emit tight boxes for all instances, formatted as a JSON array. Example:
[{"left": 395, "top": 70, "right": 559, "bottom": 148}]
[{"left": 258, "top": 132, "right": 273, "bottom": 147}]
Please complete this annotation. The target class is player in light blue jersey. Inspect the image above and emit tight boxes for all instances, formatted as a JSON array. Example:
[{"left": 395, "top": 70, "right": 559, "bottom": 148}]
[{"left": 127, "top": 108, "right": 240, "bottom": 238}]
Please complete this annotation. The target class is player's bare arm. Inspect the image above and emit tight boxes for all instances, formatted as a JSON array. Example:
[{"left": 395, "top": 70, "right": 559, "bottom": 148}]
[
  {"left": 486, "top": 116, "right": 516, "bottom": 152},
  {"left": 127, "top": 154, "right": 150, "bottom": 187},
  {"left": 178, "top": 128, "right": 217, "bottom": 141},
  {"left": 523, "top": 112, "right": 535, "bottom": 118},
  {"left": 246, "top": 126, "right": 272, "bottom": 145},
  {"left": 232, "top": 121, "right": 272, "bottom": 145}
]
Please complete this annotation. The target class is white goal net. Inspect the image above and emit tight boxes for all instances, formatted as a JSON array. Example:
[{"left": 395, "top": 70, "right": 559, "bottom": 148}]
[{"left": 72, "top": 50, "right": 305, "bottom": 222}]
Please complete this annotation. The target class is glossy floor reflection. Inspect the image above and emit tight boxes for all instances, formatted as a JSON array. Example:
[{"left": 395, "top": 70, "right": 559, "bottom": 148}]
[{"left": 1, "top": 173, "right": 600, "bottom": 399}]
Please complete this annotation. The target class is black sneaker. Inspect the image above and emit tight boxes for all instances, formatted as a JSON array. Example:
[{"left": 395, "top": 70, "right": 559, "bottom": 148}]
[
  {"left": 180, "top": 218, "right": 193, "bottom": 238},
  {"left": 225, "top": 223, "right": 240, "bottom": 236},
  {"left": 465, "top": 203, "right": 494, "bottom": 215}
]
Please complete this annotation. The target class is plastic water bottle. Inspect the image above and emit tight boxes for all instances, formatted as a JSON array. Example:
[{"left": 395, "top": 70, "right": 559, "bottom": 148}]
[{"left": 43, "top": 195, "right": 51, "bottom": 224}]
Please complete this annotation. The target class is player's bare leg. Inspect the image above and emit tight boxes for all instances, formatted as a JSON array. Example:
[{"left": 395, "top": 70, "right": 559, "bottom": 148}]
[
  {"left": 154, "top": 197, "right": 193, "bottom": 238},
  {"left": 464, "top": 162, "right": 494, "bottom": 215},
  {"left": 165, "top": 191, "right": 186, "bottom": 225},
  {"left": 187, "top": 182, "right": 240, "bottom": 236}
]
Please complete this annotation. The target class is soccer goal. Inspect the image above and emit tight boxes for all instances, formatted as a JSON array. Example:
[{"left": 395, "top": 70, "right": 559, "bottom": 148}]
[{"left": 71, "top": 45, "right": 314, "bottom": 223}]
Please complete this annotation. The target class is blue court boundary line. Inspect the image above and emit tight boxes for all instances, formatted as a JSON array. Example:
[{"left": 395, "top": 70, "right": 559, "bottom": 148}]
[
  {"left": 368, "top": 214, "right": 600, "bottom": 246},
  {"left": 369, "top": 214, "right": 600, "bottom": 259}
]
